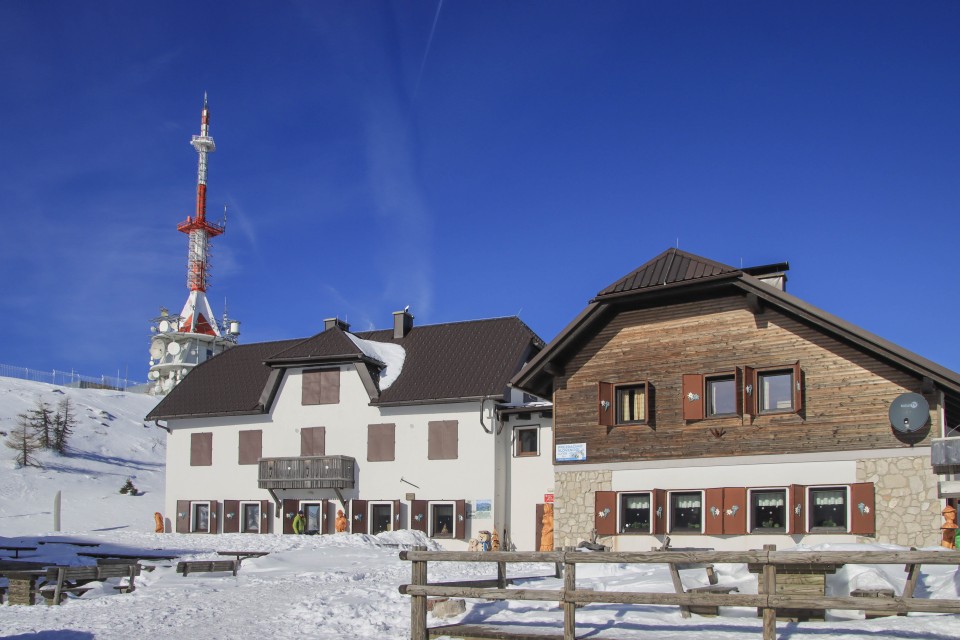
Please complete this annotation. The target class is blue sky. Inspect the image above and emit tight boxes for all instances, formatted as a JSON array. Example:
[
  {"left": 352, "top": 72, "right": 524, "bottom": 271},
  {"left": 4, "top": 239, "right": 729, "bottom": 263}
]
[{"left": 0, "top": 1, "right": 958, "bottom": 382}]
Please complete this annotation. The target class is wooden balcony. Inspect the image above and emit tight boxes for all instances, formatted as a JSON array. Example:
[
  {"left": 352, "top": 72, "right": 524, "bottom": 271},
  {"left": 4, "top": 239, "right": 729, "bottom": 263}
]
[
  {"left": 258, "top": 455, "right": 356, "bottom": 490},
  {"left": 932, "top": 437, "right": 960, "bottom": 474}
]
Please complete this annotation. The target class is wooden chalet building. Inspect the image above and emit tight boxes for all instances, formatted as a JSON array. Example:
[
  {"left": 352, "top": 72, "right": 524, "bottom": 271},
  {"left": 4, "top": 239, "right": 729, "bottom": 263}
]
[
  {"left": 147, "top": 312, "right": 554, "bottom": 550},
  {"left": 512, "top": 248, "right": 960, "bottom": 550}
]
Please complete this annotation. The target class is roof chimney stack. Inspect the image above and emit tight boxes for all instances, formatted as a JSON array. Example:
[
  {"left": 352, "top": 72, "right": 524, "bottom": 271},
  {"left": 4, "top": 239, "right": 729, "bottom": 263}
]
[
  {"left": 393, "top": 308, "right": 414, "bottom": 339},
  {"left": 324, "top": 317, "right": 351, "bottom": 332}
]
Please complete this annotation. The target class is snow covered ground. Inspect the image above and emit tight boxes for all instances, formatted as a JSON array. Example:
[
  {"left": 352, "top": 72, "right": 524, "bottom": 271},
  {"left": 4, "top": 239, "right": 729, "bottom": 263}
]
[{"left": 2, "top": 377, "right": 959, "bottom": 639}]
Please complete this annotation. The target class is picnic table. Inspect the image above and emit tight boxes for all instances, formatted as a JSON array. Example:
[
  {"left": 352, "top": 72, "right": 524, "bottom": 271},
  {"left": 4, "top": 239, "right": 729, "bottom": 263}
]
[
  {"left": 0, "top": 545, "right": 37, "bottom": 559},
  {"left": 38, "top": 540, "right": 101, "bottom": 548},
  {"left": 217, "top": 551, "right": 269, "bottom": 566},
  {"left": 78, "top": 551, "right": 177, "bottom": 561},
  {"left": 748, "top": 561, "right": 843, "bottom": 621}
]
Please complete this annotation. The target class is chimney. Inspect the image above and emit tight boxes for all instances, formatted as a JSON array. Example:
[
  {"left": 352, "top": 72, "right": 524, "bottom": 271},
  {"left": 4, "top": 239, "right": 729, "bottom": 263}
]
[
  {"left": 393, "top": 308, "right": 414, "bottom": 339},
  {"left": 324, "top": 317, "right": 350, "bottom": 332},
  {"left": 742, "top": 262, "right": 789, "bottom": 292}
]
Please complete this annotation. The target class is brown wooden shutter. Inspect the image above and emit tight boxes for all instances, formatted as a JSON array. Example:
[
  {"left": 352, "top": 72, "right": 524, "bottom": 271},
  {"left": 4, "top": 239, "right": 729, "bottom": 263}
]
[
  {"left": 681, "top": 375, "right": 704, "bottom": 421},
  {"left": 176, "top": 500, "right": 190, "bottom": 533},
  {"left": 704, "top": 488, "right": 724, "bottom": 535},
  {"left": 351, "top": 499, "right": 368, "bottom": 534},
  {"left": 320, "top": 369, "right": 340, "bottom": 404},
  {"left": 300, "top": 427, "right": 326, "bottom": 457},
  {"left": 535, "top": 503, "right": 546, "bottom": 551},
  {"left": 455, "top": 499, "right": 467, "bottom": 540},
  {"left": 792, "top": 362, "right": 804, "bottom": 414},
  {"left": 238, "top": 430, "right": 262, "bottom": 465},
  {"left": 209, "top": 500, "right": 219, "bottom": 534},
  {"left": 722, "top": 487, "right": 748, "bottom": 534},
  {"left": 850, "top": 482, "right": 876, "bottom": 535},
  {"left": 223, "top": 500, "right": 240, "bottom": 533},
  {"left": 652, "top": 489, "right": 667, "bottom": 535},
  {"left": 321, "top": 499, "right": 329, "bottom": 534},
  {"left": 594, "top": 491, "right": 618, "bottom": 536},
  {"left": 411, "top": 499, "right": 427, "bottom": 533},
  {"left": 191, "top": 432, "right": 212, "bottom": 466},
  {"left": 283, "top": 499, "right": 298, "bottom": 534},
  {"left": 743, "top": 366, "right": 757, "bottom": 417},
  {"left": 367, "top": 423, "right": 396, "bottom": 462},
  {"left": 734, "top": 368, "right": 744, "bottom": 416},
  {"left": 598, "top": 382, "right": 615, "bottom": 426},
  {"left": 428, "top": 421, "right": 458, "bottom": 460},
  {"left": 790, "top": 484, "right": 807, "bottom": 534},
  {"left": 260, "top": 500, "right": 273, "bottom": 533},
  {"left": 393, "top": 499, "right": 402, "bottom": 531},
  {"left": 647, "top": 383, "right": 655, "bottom": 426},
  {"left": 302, "top": 370, "right": 321, "bottom": 405}
]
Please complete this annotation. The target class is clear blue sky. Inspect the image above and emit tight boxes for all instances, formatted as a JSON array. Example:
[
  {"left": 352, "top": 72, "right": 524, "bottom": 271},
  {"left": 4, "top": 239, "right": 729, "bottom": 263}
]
[{"left": 1, "top": 1, "right": 958, "bottom": 382}]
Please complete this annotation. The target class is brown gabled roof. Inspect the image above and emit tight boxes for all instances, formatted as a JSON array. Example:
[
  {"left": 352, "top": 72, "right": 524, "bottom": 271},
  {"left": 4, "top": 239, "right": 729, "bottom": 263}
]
[
  {"left": 146, "top": 338, "right": 302, "bottom": 420},
  {"left": 513, "top": 248, "right": 960, "bottom": 404},
  {"left": 147, "top": 316, "right": 543, "bottom": 420}
]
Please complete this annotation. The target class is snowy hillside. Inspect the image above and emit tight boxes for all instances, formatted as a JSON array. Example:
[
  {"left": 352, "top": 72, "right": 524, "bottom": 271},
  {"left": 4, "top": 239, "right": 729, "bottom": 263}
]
[{"left": 0, "top": 377, "right": 163, "bottom": 536}]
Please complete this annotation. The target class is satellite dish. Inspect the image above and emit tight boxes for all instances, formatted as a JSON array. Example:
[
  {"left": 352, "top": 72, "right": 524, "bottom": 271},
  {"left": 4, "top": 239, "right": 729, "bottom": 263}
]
[
  {"left": 148, "top": 370, "right": 159, "bottom": 380},
  {"left": 150, "top": 340, "right": 164, "bottom": 360},
  {"left": 889, "top": 392, "right": 929, "bottom": 434},
  {"left": 167, "top": 342, "right": 182, "bottom": 356},
  {"left": 159, "top": 320, "right": 170, "bottom": 333}
]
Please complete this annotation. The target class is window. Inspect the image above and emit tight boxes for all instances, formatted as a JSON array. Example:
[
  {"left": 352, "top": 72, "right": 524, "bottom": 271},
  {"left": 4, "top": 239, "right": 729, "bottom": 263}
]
[
  {"left": 367, "top": 423, "right": 396, "bottom": 462},
  {"left": 300, "top": 427, "right": 326, "bottom": 457},
  {"left": 190, "top": 432, "right": 212, "bottom": 466},
  {"left": 302, "top": 502, "right": 324, "bottom": 534},
  {"left": 241, "top": 502, "right": 261, "bottom": 533},
  {"left": 809, "top": 487, "right": 847, "bottom": 531},
  {"left": 428, "top": 421, "right": 458, "bottom": 460},
  {"left": 191, "top": 501, "right": 210, "bottom": 533},
  {"left": 238, "top": 430, "right": 262, "bottom": 465},
  {"left": 619, "top": 493, "right": 651, "bottom": 533},
  {"left": 514, "top": 426, "right": 539, "bottom": 457},
  {"left": 430, "top": 503, "right": 454, "bottom": 538},
  {"left": 302, "top": 368, "right": 340, "bottom": 405},
  {"left": 370, "top": 503, "right": 393, "bottom": 534},
  {"left": 706, "top": 375, "right": 736, "bottom": 417},
  {"left": 750, "top": 489, "right": 787, "bottom": 532},
  {"left": 670, "top": 491, "right": 702, "bottom": 533},
  {"left": 617, "top": 384, "right": 647, "bottom": 424},
  {"left": 758, "top": 370, "right": 793, "bottom": 413}
]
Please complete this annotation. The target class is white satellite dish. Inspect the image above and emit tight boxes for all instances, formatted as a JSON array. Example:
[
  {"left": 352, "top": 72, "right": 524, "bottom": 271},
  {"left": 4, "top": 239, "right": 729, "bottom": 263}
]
[
  {"left": 159, "top": 320, "right": 170, "bottom": 333},
  {"left": 148, "top": 370, "right": 160, "bottom": 380},
  {"left": 167, "top": 342, "right": 182, "bottom": 356},
  {"left": 150, "top": 340, "right": 164, "bottom": 360}
]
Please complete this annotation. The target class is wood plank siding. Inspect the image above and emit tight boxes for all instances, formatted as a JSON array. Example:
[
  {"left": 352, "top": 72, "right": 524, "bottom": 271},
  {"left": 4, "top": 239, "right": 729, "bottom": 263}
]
[{"left": 553, "top": 295, "right": 937, "bottom": 464}]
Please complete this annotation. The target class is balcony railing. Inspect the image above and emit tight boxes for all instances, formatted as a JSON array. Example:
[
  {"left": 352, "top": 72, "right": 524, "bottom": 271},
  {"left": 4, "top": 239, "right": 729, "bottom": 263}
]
[
  {"left": 931, "top": 437, "right": 960, "bottom": 474},
  {"left": 258, "top": 455, "right": 356, "bottom": 490}
]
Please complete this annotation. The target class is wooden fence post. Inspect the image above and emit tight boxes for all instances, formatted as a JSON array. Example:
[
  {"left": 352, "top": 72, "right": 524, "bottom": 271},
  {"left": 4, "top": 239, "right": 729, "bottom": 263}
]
[
  {"left": 761, "top": 544, "right": 777, "bottom": 640},
  {"left": 563, "top": 550, "right": 577, "bottom": 640},
  {"left": 497, "top": 561, "right": 507, "bottom": 589},
  {"left": 410, "top": 546, "right": 428, "bottom": 640}
]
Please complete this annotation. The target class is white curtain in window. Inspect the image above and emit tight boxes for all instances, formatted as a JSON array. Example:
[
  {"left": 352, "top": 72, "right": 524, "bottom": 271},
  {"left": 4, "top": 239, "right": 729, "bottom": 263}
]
[
  {"left": 756, "top": 494, "right": 785, "bottom": 507},
  {"left": 624, "top": 495, "right": 650, "bottom": 509},
  {"left": 813, "top": 490, "right": 845, "bottom": 506},
  {"left": 675, "top": 496, "right": 701, "bottom": 509},
  {"left": 621, "top": 389, "right": 645, "bottom": 420}
]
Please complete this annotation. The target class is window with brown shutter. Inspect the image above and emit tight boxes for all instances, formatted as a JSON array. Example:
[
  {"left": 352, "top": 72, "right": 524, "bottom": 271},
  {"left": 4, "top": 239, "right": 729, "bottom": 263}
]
[
  {"left": 428, "top": 420, "right": 458, "bottom": 460},
  {"left": 367, "top": 423, "right": 396, "bottom": 462},
  {"left": 191, "top": 432, "right": 212, "bottom": 466},
  {"left": 238, "top": 430, "right": 262, "bottom": 465},
  {"left": 302, "top": 368, "right": 340, "bottom": 405},
  {"left": 300, "top": 427, "right": 326, "bottom": 457},
  {"left": 594, "top": 491, "right": 618, "bottom": 536},
  {"left": 600, "top": 381, "right": 653, "bottom": 426},
  {"left": 849, "top": 482, "right": 876, "bottom": 535}
]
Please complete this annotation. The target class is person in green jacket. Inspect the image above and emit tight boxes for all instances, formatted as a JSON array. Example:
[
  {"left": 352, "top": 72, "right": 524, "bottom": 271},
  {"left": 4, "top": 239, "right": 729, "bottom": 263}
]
[{"left": 292, "top": 509, "right": 306, "bottom": 534}]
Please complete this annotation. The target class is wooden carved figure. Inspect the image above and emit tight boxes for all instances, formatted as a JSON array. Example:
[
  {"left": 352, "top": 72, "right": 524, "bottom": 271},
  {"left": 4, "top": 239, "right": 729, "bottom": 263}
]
[
  {"left": 335, "top": 509, "right": 348, "bottom": 533},
  {"left": 540, "top": 503, "right": 554, "bottom": 552},
  {"left": 942, "top": 504, "right": 958, "bottom": 550}
]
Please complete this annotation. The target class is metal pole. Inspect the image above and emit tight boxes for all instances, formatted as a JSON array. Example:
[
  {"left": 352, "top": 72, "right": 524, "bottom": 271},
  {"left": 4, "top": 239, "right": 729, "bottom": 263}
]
[{"left": 53, "top": 490, "right": 61, "bottom": 532}]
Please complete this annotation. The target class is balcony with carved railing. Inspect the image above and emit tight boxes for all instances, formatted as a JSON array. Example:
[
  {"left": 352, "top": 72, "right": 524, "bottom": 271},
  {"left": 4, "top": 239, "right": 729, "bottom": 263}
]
[
  {"left": 258, "top": 455, "right": 356, "bottom": 490},
  {"left": 931, "top": 437, "right": 960, "bottom": 497}
]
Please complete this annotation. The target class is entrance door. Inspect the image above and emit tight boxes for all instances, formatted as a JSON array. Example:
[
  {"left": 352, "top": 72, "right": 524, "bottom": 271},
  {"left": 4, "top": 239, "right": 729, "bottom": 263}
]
[{"left": 303, "top": 502, "right": 324, "bottom": 534}]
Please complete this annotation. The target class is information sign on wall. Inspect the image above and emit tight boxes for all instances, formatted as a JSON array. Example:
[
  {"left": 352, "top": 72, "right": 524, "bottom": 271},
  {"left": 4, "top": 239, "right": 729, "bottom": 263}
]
[{"left": 556, "top": 443, "right": 586, "bottom": 462}]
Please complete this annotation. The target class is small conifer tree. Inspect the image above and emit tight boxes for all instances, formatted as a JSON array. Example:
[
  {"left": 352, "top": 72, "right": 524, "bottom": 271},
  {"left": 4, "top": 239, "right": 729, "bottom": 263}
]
[
  {"left": 53, "top": 397, "right": 76, "bottom": 454},
  {"left": 6, "top": 412, "right": 42, "bottom": 468},
  {"left": 30, "top": 398, "right": 55, "bottom": 449}
]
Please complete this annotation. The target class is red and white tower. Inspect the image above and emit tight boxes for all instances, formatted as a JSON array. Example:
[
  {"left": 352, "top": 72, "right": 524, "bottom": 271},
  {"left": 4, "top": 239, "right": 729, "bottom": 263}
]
[{"left": 148, "top": 95, "right": 240, "bottom": 394}]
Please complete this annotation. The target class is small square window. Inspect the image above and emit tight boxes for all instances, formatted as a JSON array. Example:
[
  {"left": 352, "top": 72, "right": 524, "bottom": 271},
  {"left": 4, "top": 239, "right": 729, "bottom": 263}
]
[
  {"left": 670, "top": 491, "right": 702, "bottom": 533},
  {"left": 809, "top": 487, "right": 847, "bottom": 531},
  {"left": 750, "top": 489, "right": 786, "bottom": 532},
  {"left": 706, "top": 376, "right": 736, "bottom": 416},
  {"left": 431, "top": 503, "right": 454, "bottom": 538},
  {"left": 616, "top": 384, "right": 647, "bottom": 424},
  {"left": 619, "top": 493, "right": 651, "bottom": 533},
  {"left": 241, "top": 502, "right": 260, "bottom": 533},
  {"left": 759, "top": 370, "right": 793, "bottom": 413},
  {"left": 515, "top": 426, "right": 539, "bottom": 457}
]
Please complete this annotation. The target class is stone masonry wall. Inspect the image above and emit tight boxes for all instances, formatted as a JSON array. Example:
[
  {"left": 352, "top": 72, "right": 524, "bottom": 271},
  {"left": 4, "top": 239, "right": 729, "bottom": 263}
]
[
  {"left": 554, "top": 469, "right": 611, "bottom": 548},
  {"left": 858, "top": 455, "right": 941, "bottom": 547}
]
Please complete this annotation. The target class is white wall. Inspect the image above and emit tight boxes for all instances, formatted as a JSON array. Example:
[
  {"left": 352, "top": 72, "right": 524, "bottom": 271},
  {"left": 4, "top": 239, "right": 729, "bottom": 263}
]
[{"left": 501, "top": 412, "right": 554, "bottom": 550}]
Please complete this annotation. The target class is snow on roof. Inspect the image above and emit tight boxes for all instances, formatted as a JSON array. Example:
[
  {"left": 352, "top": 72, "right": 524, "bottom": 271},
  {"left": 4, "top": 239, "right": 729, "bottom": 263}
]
[{"left": 346, "top": 332, "right": 406, "bottom": 391}]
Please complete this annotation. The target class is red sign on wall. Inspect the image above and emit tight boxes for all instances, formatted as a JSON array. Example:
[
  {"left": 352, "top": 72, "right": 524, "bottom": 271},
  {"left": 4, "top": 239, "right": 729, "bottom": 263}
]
[{"left": 544, "top": 494, "right": 554, "bottom": 503}]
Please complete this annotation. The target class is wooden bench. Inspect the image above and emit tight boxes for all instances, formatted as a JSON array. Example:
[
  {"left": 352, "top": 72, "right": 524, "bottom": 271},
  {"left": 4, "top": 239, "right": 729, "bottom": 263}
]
[
  {"left": 0, "top": 545, "right": 38, "bottom": 558},
  {"left": 39, "top": 563, "right": 142, "bottom": 605},
  {"left": 216, "top": 551, "right": 269, "bottom": 566},
  {"left": 176, "top": 559, "right": 239, "bottom": 576},
  {"left": 748, "top": 561, "right": 841, "bottom": 621},
  {"left": 668, "top": 561, "right": 739, "bottom": 618}
]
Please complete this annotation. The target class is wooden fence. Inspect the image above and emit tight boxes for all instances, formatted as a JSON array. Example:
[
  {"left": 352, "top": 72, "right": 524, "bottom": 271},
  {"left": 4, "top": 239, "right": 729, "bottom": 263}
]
[{"left": 399, "top": 546, "right": 960, "bottom": 640}]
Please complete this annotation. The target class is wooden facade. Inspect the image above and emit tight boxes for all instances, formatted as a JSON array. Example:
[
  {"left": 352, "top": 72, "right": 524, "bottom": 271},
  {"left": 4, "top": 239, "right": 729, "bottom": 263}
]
[{"left": 552, "top": 295, "right": 938, "bottom": 464}]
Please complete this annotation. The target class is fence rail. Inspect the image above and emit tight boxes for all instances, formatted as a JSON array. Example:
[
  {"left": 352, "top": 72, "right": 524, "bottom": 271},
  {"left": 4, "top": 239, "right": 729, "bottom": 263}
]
[
  {"left": 399, "top": 546, "right": 960, "bottom": 640},
  {"left": 0, "top": 363, "right": 146, "bottom": 393}
]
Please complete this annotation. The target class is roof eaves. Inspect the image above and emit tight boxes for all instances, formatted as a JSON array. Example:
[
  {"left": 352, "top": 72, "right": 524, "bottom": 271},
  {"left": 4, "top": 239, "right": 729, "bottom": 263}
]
[
  {"left": 591, "top": 271, "right": 742, "bottom": 303},
  {"left": 265, "top": 354, "right": 384, "bottom": 368},
  {"left": 146, "top": 407, "right": 267, "bottom": 421},
  {"left": 372, "top": 395, "right": 501, "bottom": 408}
]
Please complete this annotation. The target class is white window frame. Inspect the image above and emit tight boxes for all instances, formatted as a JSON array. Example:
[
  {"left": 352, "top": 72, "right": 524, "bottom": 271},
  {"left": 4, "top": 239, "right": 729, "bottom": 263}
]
[
  {"left": 617, "top": 491, "right": 653, "bottom": 534},
  {"left": 666, "top": 490, "right": 704, "bottom": 534},
  {"left": 807, "top": 485, "right": 851, "bottom": 533},
  {"left": 428, "top": 501, "right": 456, "bottom": 539},
  {"left": 190, "top": 501, "right": 212, "bottom": 533},
  {"left": 747, "top": 487, "right": 789, "bottom": 534},
  {"left": 299, "top": 501, "right": 324, "bottom": 534},
  {"left": 513, "top": 425, "right": 540, "bottom": 457},
  {"left": 240, "top": 501, "right": 261, "bottom": 534},
  {"left": 368, "top": 501, "right": 396, "bottom": 535}
]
